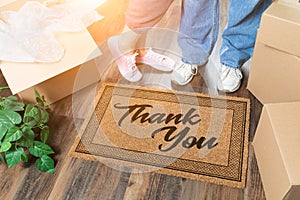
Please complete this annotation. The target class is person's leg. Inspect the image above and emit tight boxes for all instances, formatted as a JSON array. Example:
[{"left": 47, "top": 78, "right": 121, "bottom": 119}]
[
  {"left": 220, "top": 0, "right": 271, "bottom": 69},
  {"left": 108, "top": 0, "right": 175, "bottom": 82},
  {"left": 172, "top": 0, "right": 219, "bottom": 85},
  {"left": 119, "top": 0, "right": 174, "bottom": 53},
  {"left": 178, "top": 0, "right": 219, "bottom": 65},
  {"left": 218, "top": 0, "right": 271, "bottom": 92}
]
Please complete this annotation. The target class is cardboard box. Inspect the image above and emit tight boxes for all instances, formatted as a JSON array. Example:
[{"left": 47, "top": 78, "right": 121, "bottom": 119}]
[
  {"left": 253, "top": 102, "right": 300, "bottom": 200},
  {"left": 247, "top": 42, "right": 300, "bottom": 104},
  {"left": 0, "top": 0, "right": 102, "bottom": 103},
  {"left": 258, "top": 2, "right": 300, "bottom": 57},
  {"left": 247, "top": 2, "right": 300, "bottom": 104},
  {"left": 278, "top": 0, "right": 300, "bottom": 9}
]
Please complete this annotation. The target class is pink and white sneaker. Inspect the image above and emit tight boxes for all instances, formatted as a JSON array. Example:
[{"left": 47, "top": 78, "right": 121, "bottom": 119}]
[
  {"left": 114, "top": 53, "right": 142, "bottom": 82},
  {"left": 108, "top": 36, "right": 142, "bottom": 82},
  {"left": 136, "top": 48, "right": 175, "bottom": 72}
]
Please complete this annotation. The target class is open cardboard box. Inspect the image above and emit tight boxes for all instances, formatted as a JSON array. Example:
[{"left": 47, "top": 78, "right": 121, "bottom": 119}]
[
  {"left": 253, "top": 102, "right": 300, "bottom": 200},
  {"left": 0, "top": 0, "right": 103, "bottom": 103},
  {"left": 247, "top": 2, "right": 300, "bottom": 104}
]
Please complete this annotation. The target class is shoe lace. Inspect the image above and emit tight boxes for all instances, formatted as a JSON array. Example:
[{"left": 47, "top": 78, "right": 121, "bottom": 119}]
[
  {"left": 176, "top": 62, "right": 198, "bottom": 76},
  {"left": 126, "top": 52, "right": 139, "bottom": 71},
  {"left": 147, "top": 49, "right": 166, "bottom": 64},
  {"left": 220, "top": 66, "right": 242, "bottom": 80}
]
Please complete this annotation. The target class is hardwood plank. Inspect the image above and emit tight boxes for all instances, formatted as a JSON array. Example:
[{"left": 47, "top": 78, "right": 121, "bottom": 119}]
[
  {"left": 0, "top": 69, "right": 12, "bottom": 97},
  {"left": 83, "top": 165, "right": 131, "bottom": 200},
  {"left": 244, "top": 146, "right": 266, "bottom": 200},
  {"left": 48, "top": 158, "right": 99, "bottom": 200},
  {"left": 0, "top": 165, "right": 29, "bottom": 200},
  {"left": 10, "top": 115, "right": 80, "bottom": 200},
  {"left": 123, "top": 172, "right": 152, "bottom": 200}
]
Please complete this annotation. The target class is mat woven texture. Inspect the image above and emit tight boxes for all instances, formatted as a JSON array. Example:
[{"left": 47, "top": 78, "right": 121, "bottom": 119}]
[{"left": 70, "top": 83, "right": 250, "bottom": 188}]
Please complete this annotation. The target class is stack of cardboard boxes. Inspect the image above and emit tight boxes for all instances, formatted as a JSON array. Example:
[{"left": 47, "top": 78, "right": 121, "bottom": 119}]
[{"left": 248, "top": 1, "right": 300, "bottom": 199}]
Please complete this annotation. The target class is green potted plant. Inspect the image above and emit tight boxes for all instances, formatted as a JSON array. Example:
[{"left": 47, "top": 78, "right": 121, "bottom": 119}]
[{"left": 0, "top": 87, "right": 55, "bottom": 173}]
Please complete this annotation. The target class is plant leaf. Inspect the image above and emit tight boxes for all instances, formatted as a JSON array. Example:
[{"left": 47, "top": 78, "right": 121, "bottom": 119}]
[
  {"left": 36, "top": 97, "right": 44, "bottom": 107},
  {"left": 5, "top": 147, "right": 24, "bottom": 168},
  {"left": 24, "top": 104, "right": 49, "bottom": 125},
  {"left": 0, "top": 124, "right": 7, "bottom": 141},
  {"left": 24, "top": 104, "right": 40, "bottom": 123},
  {"left": 18, "top": 126, "right": 35, "bottom": 147},
  {"left": 35, "top": 90, "right": 52, "bottom": 110},
  {"left": 0, "top": 142, "right": 11, "bottom": 152},
  {"left": 29, "top": 141, "right": 55, "bottom": 157},
  {"left": 45, "top": 101, "right": 52, "bottom": 110},
  {"left": 2, "top": 99, "right": 25, "bottom": 112},
  {"left": 40, "top": 108, "right": 49, "bottom": 124},
  {"left": 34, "top": 89, "right": 42, "bottom": 100},
  {"left": 40, "top": 126, "right": 50, "bottom": 143},
  {"left": 4, "top": 127, "right": 23, "bottom": 142},
  {"left": 0, "top": 86, "right": 9, "bottom": 91},
  {"left": 0, "top": 110, "right": 22, "bottom": 128},
  {"left": 35, "top": 155, "right": 54, "bottom": 173},
  {"left": 21, "top": 152, "right": 28, "bottom": 162},
  {"left": 6, "top": 96, "right": 18, "bottom": 101},
  {"left": 42, "top": 96, "right": 52, "bottom": 110},
  {"left": 23, "top": 116, "right": 37, "bottom": 127},
  {"left": 0, "top": 96, "right": 24, "bottom": 112},
  {"left": 3, "top": 104, "right": 24, "bottom": 112},
  {"left": 0, "top": 154, "right": 5, "bottom": 163},
  {"left": 34, "top": 90, "right": 51, "bottom": 108}
]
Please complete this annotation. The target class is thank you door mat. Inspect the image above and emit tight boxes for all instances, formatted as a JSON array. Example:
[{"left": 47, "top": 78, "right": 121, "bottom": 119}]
[{"left": 70, "top": 83, "right": 250, "bottom": 188}]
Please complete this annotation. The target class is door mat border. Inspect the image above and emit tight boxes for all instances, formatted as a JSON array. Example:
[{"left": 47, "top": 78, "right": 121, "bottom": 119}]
[{"left": 69, "top": 83, "right": 250, "bottom": 188}]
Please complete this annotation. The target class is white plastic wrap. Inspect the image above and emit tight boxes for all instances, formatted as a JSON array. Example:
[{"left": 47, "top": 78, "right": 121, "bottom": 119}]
[{"left": 0, "top": 0, "right": 104, "bottom": 63}]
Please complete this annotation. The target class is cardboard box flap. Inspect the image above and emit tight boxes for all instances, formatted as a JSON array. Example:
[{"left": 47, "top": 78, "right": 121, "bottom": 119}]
[
  {"left": 266, "top": 102, "right": 300, "bottom": 184},
  {"left": 0, "top": 30, "right": 101, "bottom": 95},
  {"left": 259, "top": 2, "right": 300, "bottom": 57},
  {"left": 253, "top": 108, "right": 293, "bottom": 200}
]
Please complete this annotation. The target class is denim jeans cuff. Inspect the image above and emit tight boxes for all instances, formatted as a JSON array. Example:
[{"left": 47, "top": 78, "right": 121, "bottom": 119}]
[
  {"left": 182, "top": 57, "right": 208, "bottom": 65},
  {"left": 181, "top": 49, "right": 209, "bottom": 65},
  {"left": 220, "top": 61, "right": 240, "bottom": 69}
]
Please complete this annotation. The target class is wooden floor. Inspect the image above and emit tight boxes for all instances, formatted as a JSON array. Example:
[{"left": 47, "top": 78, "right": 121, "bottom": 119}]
[{"left": 0, "top": 0, "right": 266, "bottom": 199}]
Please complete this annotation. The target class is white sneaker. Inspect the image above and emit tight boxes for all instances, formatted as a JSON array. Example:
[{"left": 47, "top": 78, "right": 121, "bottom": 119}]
[
  {"left": 136, "top": 48, "right": 175, "bottom": 71},
  {"left": 217, "top": 65, "right": 243, "bottom": 93},
  {"left": 171, "top": 61, "right": 198, "bottom": 85}
]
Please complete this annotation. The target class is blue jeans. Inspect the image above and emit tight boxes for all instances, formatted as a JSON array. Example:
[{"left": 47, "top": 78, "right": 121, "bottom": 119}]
[{"left": 178, "top": 0, "right": 272, "bottom": 69}]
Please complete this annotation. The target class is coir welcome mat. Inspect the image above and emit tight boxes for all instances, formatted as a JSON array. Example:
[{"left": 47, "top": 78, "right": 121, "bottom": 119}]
[{"left": 70, "top": 83, "right": 250, "bottom": 188}]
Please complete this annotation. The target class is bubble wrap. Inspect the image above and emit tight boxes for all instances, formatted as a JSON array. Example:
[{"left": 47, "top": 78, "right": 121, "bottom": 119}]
[{"left": 0, "top": 0, "right": 103, "bottom": 63}]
